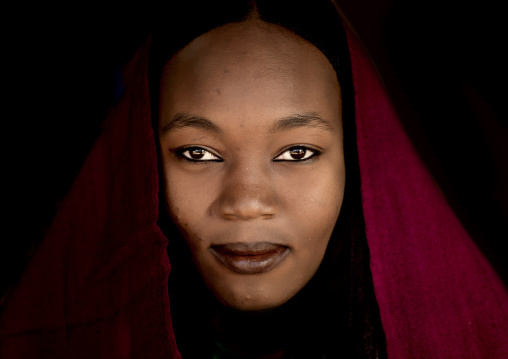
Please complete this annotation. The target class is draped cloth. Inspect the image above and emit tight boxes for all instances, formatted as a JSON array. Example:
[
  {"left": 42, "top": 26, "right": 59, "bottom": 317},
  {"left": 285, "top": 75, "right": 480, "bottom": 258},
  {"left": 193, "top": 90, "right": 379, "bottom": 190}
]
[{"left": 1, "top": 18, "right": 507, "bottom": 358}]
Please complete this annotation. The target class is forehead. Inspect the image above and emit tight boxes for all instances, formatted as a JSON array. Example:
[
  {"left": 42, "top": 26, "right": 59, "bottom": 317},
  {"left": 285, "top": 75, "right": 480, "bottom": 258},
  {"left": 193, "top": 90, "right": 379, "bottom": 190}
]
[{"left": 159, "top": 20, "right": 340, "bottom": 129}]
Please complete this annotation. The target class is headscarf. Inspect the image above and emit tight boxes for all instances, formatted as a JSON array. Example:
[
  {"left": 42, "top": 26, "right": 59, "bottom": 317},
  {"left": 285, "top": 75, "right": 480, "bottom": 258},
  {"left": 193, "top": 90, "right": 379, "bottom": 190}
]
[{"left": 1, "top": 2, "right": 507, "bottom": 358}]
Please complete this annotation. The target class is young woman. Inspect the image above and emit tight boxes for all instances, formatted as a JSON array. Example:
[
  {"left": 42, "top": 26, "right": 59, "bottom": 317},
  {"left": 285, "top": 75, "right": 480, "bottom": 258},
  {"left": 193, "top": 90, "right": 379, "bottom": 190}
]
[{"left": 1, "top": 1, "right": 507, "bottom": 358}]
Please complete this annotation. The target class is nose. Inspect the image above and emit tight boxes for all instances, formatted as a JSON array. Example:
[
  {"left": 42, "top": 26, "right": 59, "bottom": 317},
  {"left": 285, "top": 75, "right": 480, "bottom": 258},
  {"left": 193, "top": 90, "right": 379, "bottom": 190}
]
[{"left": 215, "top": 164, "right": 278, "bottom": 221}]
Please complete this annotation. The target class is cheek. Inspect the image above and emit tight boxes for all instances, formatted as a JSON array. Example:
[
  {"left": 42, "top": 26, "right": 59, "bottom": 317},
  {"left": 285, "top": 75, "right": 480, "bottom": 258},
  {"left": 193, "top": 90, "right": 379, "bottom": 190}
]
[
  {"left": 285, "top": 161, "right": 344, "bottom": 223},
  {"left": 283, "top": 161, "right": 345, "bottom": 255},
  {"left": 162, "top": 165, "right": 216, "bottom": 236}
]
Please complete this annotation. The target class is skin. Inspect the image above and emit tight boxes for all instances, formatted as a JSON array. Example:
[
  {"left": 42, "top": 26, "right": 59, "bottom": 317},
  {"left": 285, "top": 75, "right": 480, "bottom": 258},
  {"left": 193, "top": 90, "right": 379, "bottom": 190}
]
[{"left": 158, "top": 19, "right": 345, "bottom": 311}]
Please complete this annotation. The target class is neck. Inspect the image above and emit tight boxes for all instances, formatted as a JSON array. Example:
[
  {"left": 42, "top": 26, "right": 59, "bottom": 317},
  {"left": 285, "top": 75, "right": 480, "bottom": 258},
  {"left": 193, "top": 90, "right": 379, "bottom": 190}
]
[{"left": 211, "top": 298, "right": 303, "bottom": 359}]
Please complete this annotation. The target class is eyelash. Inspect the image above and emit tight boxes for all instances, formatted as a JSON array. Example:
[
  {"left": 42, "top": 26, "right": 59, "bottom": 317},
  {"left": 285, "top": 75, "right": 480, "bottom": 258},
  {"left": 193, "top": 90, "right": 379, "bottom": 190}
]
[
  {"left": 175, "top": 147, "right": 223, "bottom": 162},
  {"left": 273, "top": 146, "right": 321, "bottom": 162},
  {"left": 174, "top": 145, "right": 321, "bottom": 163}
]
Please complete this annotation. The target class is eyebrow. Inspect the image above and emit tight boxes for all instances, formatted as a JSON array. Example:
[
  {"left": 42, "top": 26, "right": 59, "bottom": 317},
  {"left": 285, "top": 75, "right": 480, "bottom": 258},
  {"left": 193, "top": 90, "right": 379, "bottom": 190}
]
[
  {"left": 271, "top": 112, "right": 335, "bottom": 132},
  {"left": 161, "top": 113, "right": 222, "bottom": 134},
  {"left": 161, "top": 111, "right": 334, "bottom": 134}
]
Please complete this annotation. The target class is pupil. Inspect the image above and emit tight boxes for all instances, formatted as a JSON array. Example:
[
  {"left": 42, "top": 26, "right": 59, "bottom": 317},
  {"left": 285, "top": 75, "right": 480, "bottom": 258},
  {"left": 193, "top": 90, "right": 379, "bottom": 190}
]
[
  {"left": 290, "top": 148, "right": 306, "bottom": 159},
  {"left": 190, "top": 148, "right": 205, "bottom": 159}
]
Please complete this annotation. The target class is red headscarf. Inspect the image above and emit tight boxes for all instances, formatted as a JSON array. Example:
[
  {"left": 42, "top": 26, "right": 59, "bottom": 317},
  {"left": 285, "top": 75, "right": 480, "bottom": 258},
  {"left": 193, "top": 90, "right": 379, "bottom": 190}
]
[{"left": 1, "top": 17, "right": 507, "bottom": 359}]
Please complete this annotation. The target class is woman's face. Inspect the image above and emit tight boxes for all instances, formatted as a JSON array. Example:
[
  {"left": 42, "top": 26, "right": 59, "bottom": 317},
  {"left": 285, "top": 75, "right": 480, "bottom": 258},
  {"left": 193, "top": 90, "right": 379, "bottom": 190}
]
[{"left": 158, "top": 20, "right": 345, "bottom": 311}]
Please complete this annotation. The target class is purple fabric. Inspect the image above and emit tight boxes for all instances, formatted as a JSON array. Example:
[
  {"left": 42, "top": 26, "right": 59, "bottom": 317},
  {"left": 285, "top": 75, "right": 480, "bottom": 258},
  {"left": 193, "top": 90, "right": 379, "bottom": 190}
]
[{"left": 0, "top": 19, "right": 507, "bottom": 359}]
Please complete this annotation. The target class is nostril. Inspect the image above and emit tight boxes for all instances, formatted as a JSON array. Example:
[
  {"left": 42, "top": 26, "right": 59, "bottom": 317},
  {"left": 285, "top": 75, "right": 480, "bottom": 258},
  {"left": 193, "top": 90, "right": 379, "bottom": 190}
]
[{"left": 217, "top": 185, "right": 278, "bottom": 220}]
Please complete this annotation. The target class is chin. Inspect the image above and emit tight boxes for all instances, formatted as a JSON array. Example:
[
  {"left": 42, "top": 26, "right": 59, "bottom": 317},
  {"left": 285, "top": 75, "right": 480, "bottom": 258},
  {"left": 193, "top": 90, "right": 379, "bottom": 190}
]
[
  {"left": 212, "top": 286, "right": 296, "bottom": 312},
  {"left": 221, "top": 297, "right": 286, "bottom": 312}
]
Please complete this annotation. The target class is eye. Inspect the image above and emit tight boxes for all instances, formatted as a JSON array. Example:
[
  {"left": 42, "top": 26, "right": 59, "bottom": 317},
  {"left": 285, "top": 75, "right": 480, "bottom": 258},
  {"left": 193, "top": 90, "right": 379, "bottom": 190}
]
[
  {"left": 273, "top": 146, "right": 319, "bottom": 161},
  {"left": 177, "top": 147, "right": 222, "bottom": 162}
]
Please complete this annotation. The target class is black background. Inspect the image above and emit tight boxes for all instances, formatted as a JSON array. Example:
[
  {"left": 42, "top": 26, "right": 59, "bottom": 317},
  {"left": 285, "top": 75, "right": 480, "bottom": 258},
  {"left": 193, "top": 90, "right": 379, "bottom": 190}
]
[{"left": 3, "top": 0, "right": 507, "bottom": 299}]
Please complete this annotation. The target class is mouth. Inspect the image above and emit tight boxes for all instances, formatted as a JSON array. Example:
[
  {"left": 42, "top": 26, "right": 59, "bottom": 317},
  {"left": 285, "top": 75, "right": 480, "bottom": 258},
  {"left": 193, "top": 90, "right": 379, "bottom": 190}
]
[{"left": 210, "top": 242, "right": 289, "bottom": 274}]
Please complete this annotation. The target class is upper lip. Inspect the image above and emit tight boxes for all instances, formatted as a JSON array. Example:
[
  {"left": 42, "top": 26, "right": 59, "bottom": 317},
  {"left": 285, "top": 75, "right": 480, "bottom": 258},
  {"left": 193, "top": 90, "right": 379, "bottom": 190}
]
[
  {"left": 210, "top": 242, "right": 288, "bottom": 255},
  {"left": 210, "top": 242, "right": 290, "bottom": 274}
]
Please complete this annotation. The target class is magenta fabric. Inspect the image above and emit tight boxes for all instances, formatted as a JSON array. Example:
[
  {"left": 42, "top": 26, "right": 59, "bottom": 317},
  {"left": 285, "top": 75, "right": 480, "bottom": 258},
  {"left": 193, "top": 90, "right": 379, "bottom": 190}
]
[
  {"left": 0, "top": 40, "right": 180, "bottom": 359},
  {"left": 1, "top": 21, "right": 507, "bottom": 359},
  {"left": 346, "top": 27, "right": 508, "bottom": 357}
]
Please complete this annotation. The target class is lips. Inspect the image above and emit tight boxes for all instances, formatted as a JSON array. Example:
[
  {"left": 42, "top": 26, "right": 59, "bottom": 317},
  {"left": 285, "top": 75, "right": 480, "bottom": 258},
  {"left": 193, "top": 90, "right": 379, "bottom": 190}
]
[{"left": 210, "top": 242, "right": 289, "bottom": 274}]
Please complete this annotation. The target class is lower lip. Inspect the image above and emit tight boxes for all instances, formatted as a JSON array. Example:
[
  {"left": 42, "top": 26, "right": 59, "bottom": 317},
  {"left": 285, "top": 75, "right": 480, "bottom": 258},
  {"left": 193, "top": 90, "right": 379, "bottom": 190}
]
[{"left": 210, "top": 243, "right": 289, "bottom": 274}]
